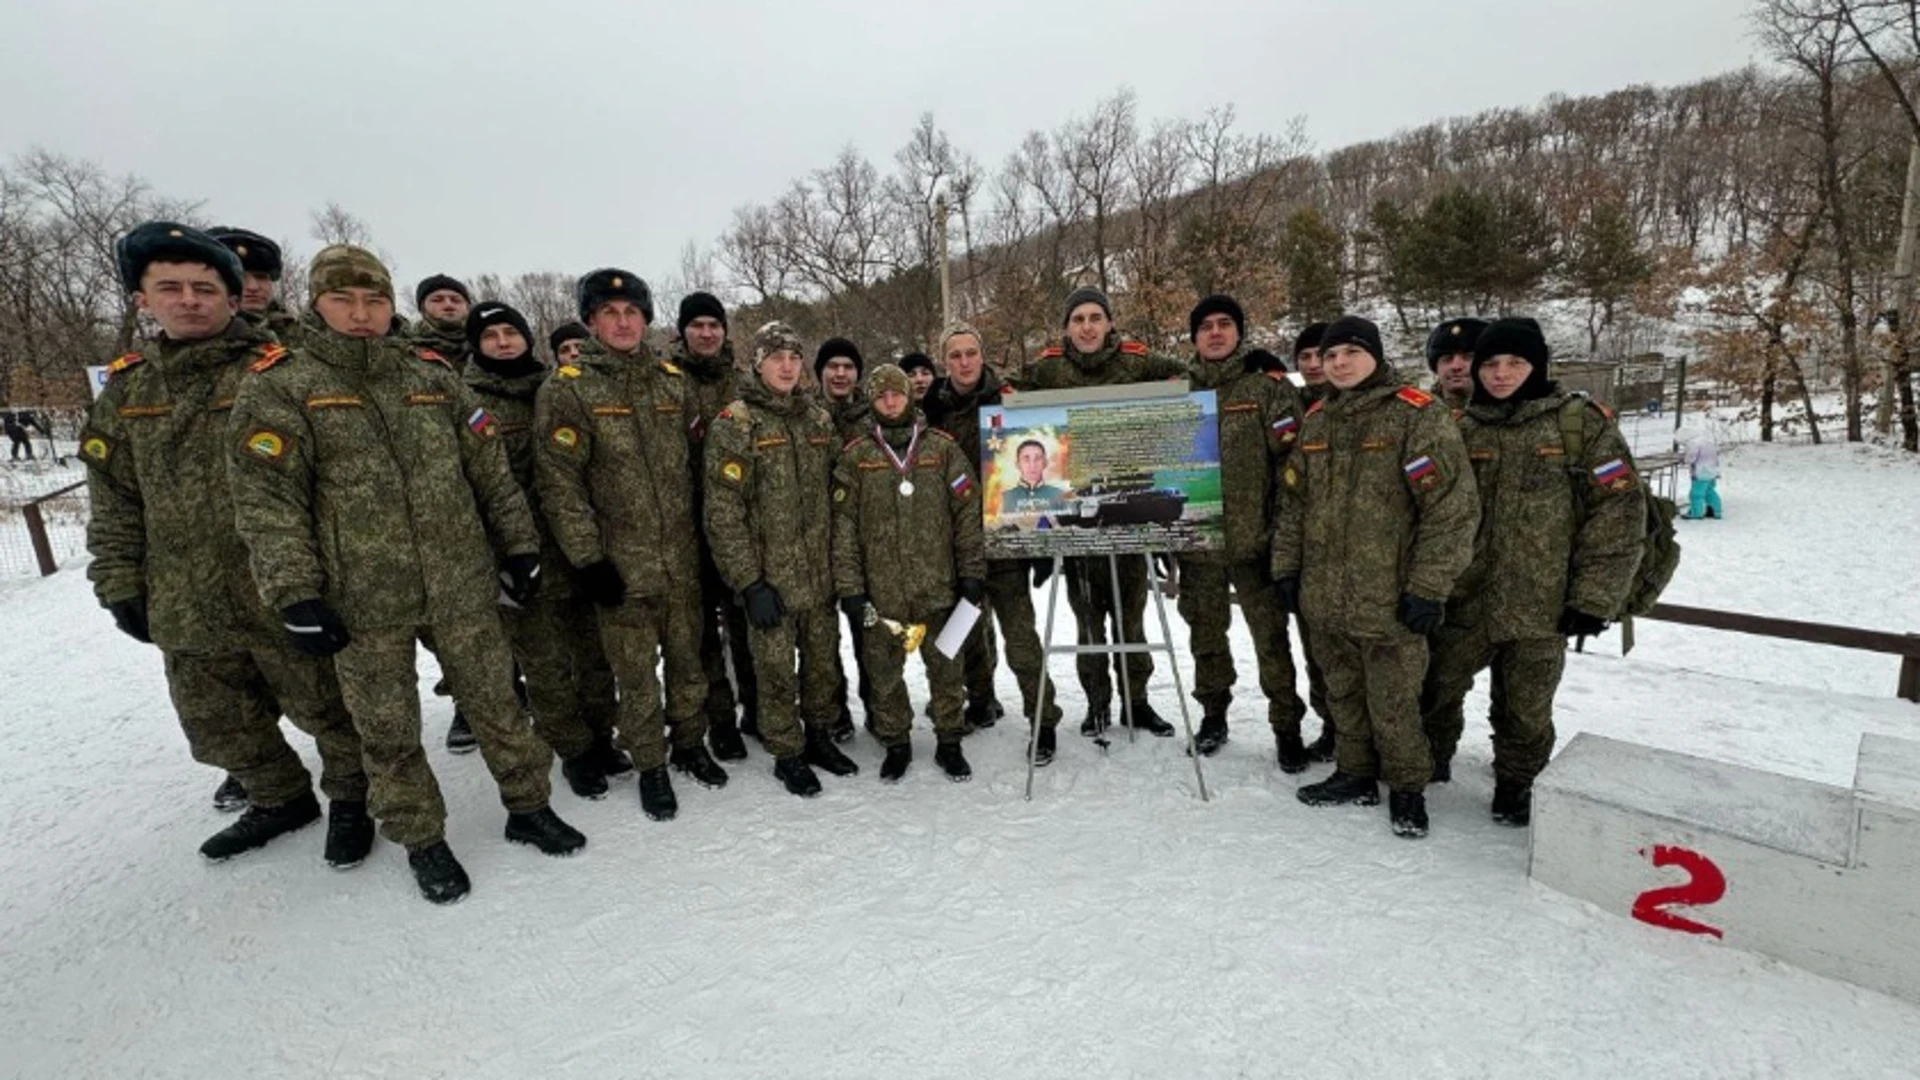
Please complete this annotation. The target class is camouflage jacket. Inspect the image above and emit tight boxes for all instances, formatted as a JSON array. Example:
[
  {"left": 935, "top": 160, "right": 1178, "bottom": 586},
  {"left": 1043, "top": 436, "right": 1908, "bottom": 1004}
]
[
  {"left": 1016, "top": 332, "right": 1187, "bottom": 391},
  {"left": 1450, "top": 391, "right": 1647, "bottom": 638},
  {"left": 239, "top": 303, "right": 299, "bottom": 343},
  {"left": 409, "top": 316, "right": 469, "bottom": 366},
  {"left": 671, "top": 338, "right": 740, "bottom": 531},
  {"left": 1431, "top": 378, "right": 1471, "bottom": 419},
  {"left": 703, "top": 376, "right": 839, "bottom": 609},
  {"left": 227, "top": 319, "right": 538, "bottom": 630},
  {"left": 824, "top": 388, "right": 873, "bottom": 442},
  {"left": 533, "top": 337, "right": 699, "bottom": 597},
  {"left": 832, "top": 414, "right": 987, "bottom": 623},
  {"left": 1271, "top": 370, "right": 1478, "bottom": 639},
  {"left": 921, "top": 371, "right": 1010, "bottom": 472},
  {"left": 1187, "top": 346, "right": 1306, "bottom": 566},
  {"left": 82, "top": 319, "right": 285, "bottom": 650},
  {"left": 462, "top": 356, "right": 574, "bottom": 597}
]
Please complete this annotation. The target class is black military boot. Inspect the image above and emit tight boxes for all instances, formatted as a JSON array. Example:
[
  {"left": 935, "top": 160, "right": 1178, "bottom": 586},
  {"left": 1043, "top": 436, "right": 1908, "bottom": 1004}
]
[
  {"left": 323, "top": 800, "right": 375, "bottom": 869},
  {"left": 408, "top": 841, "right": 471, "bottom": 905},
  {"left": 561, "top": 749, "right": 610, "bottom": 800},
  {"left": 444, "top": 711, "right": 477, "bottom": 754},
  {"left": 212, "top": 774, "right": 248, "bottom": 813},
  {"left": 671, "top": 744, "right": 730, "bottom": 789},
  {"left": 1306, "top": 720, "right": 1336, "bottom": 762},
  {"left": 200, "top": 791, "right": 321, "bottom": 861},
  {"left": 934, "top": 741, "right": 972, "bottom": 783},
  {"left": 591, "top": 735, "right": 633, "bottom": 778},
  {"left": 1389, "top": 791, "right": 1430, "bottom": 838},
  {"left": 1080, "top": 702, "right": 1112, "bottom": 737},
  {"left": 708, "top": 716, "right": 748, "bottom": 762},
  {"left": 505, "top": 806, "right": 587, "bottom": 855},
  {"left": 774, "top": 755, "right": 822, "bottom": 797},
  {"left": 805, "top": 726, "right": 861, "bottom": 777},
  {"left": 1491, "top": 781, "right": 1533, "bottom": 826},
  {"left": 964, "top": 699, "right": 999, "bottom": 732},
  {"left": 1430, "top": 756, "right": 1453, "bottom": 784},
  {"left": 637, "top": 766, "right": 678, "bottom": 822},
  {"left": 1296, "top": 771, "right": 1381, "bottom": 807},
  {"left": 1274, "top": 730, "right": 1310, "bottom": 774},
  {"left": 1126, "top": 700, "right": 1176, "bottom": 737},
  {"left": 1191, "top": 704, "right": 1229, "bottom": 757},
  {"left": 1033, "top": 725, "right": 1057, "bottom": 766},
  {"left": 880, "top": 743, "right": 912, "bottom": 783}
]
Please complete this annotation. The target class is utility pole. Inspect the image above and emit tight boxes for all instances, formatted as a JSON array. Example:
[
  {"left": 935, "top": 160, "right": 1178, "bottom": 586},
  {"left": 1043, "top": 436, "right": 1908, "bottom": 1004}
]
[
  {"left": 1879, "top": 140, "right": 1920, "bottom": 436},
  {"left": 936, "top": 191, "right": 952, "bottom": 330}
]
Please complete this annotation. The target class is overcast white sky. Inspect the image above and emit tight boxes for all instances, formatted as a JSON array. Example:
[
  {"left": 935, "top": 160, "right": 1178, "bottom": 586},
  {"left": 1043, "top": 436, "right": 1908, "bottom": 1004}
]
[{"left": 0, "top": 0, "right": 1762, "bottom": 295}]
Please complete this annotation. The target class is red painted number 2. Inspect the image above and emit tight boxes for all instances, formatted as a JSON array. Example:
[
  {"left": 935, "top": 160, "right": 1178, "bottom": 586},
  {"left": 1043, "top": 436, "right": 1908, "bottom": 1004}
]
[{"left": 1631, "top": 845, "right": 1726, "bottom": 939}]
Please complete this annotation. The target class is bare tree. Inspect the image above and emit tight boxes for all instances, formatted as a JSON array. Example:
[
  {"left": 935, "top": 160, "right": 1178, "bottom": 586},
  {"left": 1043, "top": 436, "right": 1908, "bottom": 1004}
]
[
  {"left": 1056, "top": 89, "right": 1138, "bottom": 293},
  {"left": 309, "top": 201, "right": 373, "bottom": 247}
]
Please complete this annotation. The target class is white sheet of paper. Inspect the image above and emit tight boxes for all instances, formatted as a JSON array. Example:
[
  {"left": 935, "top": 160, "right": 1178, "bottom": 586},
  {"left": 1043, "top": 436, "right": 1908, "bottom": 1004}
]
[{"left": 934, "top": 599, "right": 982, "bottom": 658}]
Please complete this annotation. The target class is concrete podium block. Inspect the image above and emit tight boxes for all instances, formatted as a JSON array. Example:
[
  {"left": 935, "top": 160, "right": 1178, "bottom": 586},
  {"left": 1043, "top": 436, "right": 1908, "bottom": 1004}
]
[{"left": 1530, "top": 732, "right": 1920, "bottom": 1004}]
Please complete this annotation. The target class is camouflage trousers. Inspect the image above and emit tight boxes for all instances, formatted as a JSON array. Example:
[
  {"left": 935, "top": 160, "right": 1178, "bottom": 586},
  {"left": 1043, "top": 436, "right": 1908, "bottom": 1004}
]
[
  {"left": 699, "top": 552, "right": 756, "bottom": 728},
  {"left": 500, "top": 587, "right": 618, "bottom": 761},
  {"left": 1063, "top": 554, "right": 1153, "bottom": 706},
  {"left": 598, "top": 585, "right": 709, "bottom": 770},
  {"left": 333, "top": 619, "right": 553, "bottom": 850},
  {"left": 746, "top": 600, "right": 842, "bottom": 760},
  {"left": 163, "top": 645, "right": 367, "bottom": 808},
  {"left": 1421, "top": 625, "right": 1564, "bottom": 786},
  {"left": 1176, "top": 557, "right": 1308, "bottom": 734},
  {"left": 866, "top": 604, "right": 967, "bottom": 747},
  {"left": 963, "top": 558, "right": 1062, "bottom": 727},
  {"left": 1315, "top": 628, "right": 1432, "bottom": 793}
]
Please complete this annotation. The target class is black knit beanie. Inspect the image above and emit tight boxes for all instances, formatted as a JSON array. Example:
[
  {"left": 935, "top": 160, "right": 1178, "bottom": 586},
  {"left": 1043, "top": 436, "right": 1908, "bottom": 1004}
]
[
  {"left": 415, "top": 274, "right": 471, "bottom": 310},
  {"left": 549, "top": 321, "right": 590, "bottom": 355},
  {"left": 1189, "top": 293, "right": 1246, "bottom": 342},
  {"left": 677, "top": 291, "right": 728, "bottom": 338},
  {"left": 815, "top": 337, "right": 864, "bottom": 380},
  {"left": 1292, "top": 321, "right": 1329, "bottom": 360},
  {"left": 466, "top": 301, "right": 534, "bottom": 355},
  {"left": 1062, "top": 285, "right": 1113, "bottom": 326},
  {"left": 1318, "top": 315, "right": 1385, "bottom": 365},
  {"left": 1470, "top": 317, "right": 1554, "bottom": 405}
]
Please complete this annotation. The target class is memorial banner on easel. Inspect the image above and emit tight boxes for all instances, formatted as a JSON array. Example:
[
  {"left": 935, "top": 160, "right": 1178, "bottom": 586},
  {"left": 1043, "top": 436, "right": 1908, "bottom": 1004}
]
[{"left": 980, "top": 381, "right": 1223, "bottom": 558}]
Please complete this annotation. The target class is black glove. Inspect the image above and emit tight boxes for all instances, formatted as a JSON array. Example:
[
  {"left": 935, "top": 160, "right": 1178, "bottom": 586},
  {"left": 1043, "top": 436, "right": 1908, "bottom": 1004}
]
[
  {"left": 742, "top": 580, "right": 786, "bottom": 629},
  {"left": 575, "top": 560, "right": 626, "bottom": 608},
  {"left": 1031, "top": 559, "right": 1053, "bottom": 588},
  {"left": 1396, "top": 593, "right": 1446, "bottom": 636},
  {"left": 957, "top": 577, "right": 987, "bottom": 606},
  {"left": 1558, "top": 608, "right": 1611, "bottom": 638},
  {"left": 281, "top": 599, "right": 351, "bottom": 657},
  {"left": 499, "top": 553, "right": 541, "bottom": 606},
  {"left": 839, "top": 593, "right": 869, "bottom": 623},
  {"left": 107, "top": 595, "right": 151, "bottom": 644},
  {"left": 1273, "top": 576, "right": 1301, "bottom": 615}
]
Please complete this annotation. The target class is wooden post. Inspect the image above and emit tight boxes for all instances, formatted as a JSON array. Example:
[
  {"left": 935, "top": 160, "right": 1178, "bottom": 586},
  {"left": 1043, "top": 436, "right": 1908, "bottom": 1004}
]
[
  {"left": 1900, "top": 638, "right": 1920, "bottom": 704},
  {"left": 22, "top": 501, "right": 57, "bottom": 577}
]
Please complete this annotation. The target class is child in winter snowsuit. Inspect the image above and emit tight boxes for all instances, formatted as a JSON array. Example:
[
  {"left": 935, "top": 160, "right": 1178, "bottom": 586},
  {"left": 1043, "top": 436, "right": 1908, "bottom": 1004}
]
[{"left": 1683, "top": 434, "right": 1723, "bottom": 519}]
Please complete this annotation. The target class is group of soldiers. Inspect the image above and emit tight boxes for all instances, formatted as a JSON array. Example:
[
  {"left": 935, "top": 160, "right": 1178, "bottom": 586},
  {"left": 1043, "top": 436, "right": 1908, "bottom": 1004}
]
[{"left": 84, "top": 217, "right": 1648, "bottom": 905}]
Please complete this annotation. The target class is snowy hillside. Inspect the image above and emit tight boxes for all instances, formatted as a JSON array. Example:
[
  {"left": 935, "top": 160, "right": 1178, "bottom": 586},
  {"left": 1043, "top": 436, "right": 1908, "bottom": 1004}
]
[{"left": 3, "top": 440, "right": 1919, "bottom": 1079}]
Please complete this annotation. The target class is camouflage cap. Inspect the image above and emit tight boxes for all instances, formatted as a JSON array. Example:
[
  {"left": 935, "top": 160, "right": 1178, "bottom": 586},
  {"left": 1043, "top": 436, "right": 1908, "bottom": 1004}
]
[
  {"left": 307, "top": 244, "right": 394, "bottom": 303},
  {"left": 753, "top": 320, "right": 803, "bottom": 368},
  {"left": 866, "top": 362, "right": 911, "bottom": 400},
  {"left": 936, "top": 320, "right": 983, "bottom": 357}
]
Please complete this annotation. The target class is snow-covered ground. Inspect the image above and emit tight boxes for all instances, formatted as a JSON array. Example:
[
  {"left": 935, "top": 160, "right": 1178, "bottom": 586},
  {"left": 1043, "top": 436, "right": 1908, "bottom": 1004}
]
[{"left": 3, "top": 441, "right": 1918, "bottom": 1079}]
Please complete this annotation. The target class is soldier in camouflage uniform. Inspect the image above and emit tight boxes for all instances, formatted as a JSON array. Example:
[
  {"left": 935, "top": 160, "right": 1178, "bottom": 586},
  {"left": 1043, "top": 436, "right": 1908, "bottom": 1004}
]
[
  {"left": 833, "top": 364, "right": 988, "bottom": 783},
  {"left": 1425, "top": 318, "right": 1485, "bottom": 417},
  {"left": 462, "top": 301, "right": 627, "bottom": 800},
  {"left": 1287, "top": 323, "right": 1335, "bottom": 758},
  {"left": 209, "top": 226, "right": 298, "bottom": 341},
  {"left": 1271, "top": 316, "right": 1478, "bottom": 839},
  {"left": 228, "top": 244, "right": 584, "bottom": 905},
  {"left": 923, "top": 323, "right": 1059, "bottom": 755},
  {"left": 815, "top": 336, "right": 873, "bottom": 740},
  {"left": 704, "top": 322, "right": 857, "bottom": 796},
  {"left": 1420, "top": 318, "right": 1646, "bottom": 826},
  {"left": 1017, "top": 285, "right": 1186, "bottom": 738},
  {"left": 1176, "top": 296, "right": 1316, "bottom": 768},
  {"left": 84, "top": 222, "right": 369, "bottom": 865},
  {"left": 550, "top": 322, "right": 590, "bottom": 365},
  {"left": 408, "top": 274, "right": 472, "bottom": 363},
  {"left": 534, "top": 268, "right": 725, "bottom": 824},
  {"left": 672, "top": 292, "right": 754, "bottom": 762}
]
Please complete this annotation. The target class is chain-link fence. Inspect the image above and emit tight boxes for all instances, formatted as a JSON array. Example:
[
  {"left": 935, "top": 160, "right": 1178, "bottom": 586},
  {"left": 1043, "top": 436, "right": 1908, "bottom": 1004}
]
[{"left": 1, "top": 472, "right": 88, "bottom": 579}]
